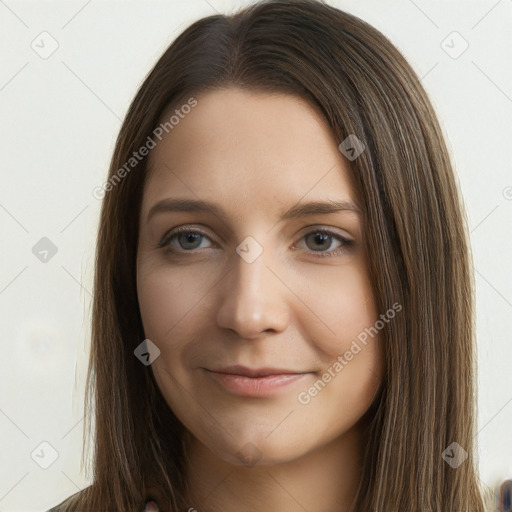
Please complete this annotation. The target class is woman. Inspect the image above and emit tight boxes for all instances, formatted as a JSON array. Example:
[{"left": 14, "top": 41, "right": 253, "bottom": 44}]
[{"left": 48, "top": 0, "right": 488, "bottom": 511}]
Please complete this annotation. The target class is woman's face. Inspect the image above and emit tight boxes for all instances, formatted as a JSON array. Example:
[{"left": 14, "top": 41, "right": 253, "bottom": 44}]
[{"left": 136, "top": 87, "right": 384, "bottom": 466}]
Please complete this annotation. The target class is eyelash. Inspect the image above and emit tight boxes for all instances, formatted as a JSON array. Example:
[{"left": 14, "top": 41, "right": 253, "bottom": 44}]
[{"left": 157, "top": 226, "right": 354, "bottom": 258}]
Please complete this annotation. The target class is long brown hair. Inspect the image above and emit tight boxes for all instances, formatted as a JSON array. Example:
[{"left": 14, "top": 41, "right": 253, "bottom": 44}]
[{"left": 51, "top": 1, "right": 489, "bottom": 510}]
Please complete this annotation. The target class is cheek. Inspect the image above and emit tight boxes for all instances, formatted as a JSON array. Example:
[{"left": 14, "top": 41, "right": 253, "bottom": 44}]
[
  {"left": 138, "top": 274, "right": 175, "bottom": 338},
  {"left": 305, "top": 267, "right": 384, "bottom": 414},
  {"left": 137, "top": 267, "right": 203, "bottom": 402},
  {"left": 295, "top": 262, "right": 377, "bottom": 359},
  {"left": 136, "top": 261, "right": 222, "bottom": 386},
  {"left": 137, "top": 263, "right": 202, "bottom": 347}
]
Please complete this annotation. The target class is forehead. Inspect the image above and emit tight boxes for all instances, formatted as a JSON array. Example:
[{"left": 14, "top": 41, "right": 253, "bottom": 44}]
[{"left": 143, "top": 87, "right": 358, "bottom": 215}]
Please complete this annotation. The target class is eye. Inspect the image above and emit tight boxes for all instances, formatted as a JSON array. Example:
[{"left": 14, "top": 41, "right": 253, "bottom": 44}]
[
  {"left": 158, "top": 226, "right": 354, "bottom": 258},
  {"left": 295, "top": 229, "right": 354, "bottom": 258},
  {"left": 158, "top": 226, "right": 213, "bottom": 252}
]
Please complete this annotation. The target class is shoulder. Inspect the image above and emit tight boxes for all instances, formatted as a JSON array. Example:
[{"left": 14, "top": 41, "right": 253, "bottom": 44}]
[
  {"left": 46, "top": 488, "right": 161, "bottom": 512},
  {"left": 45, "top": 487, "right": 92, "bottom": 512}
]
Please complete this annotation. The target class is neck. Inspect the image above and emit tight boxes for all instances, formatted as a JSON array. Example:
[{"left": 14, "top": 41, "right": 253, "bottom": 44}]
[{"left": 181, "top": 424, "right": 364, "bottom": 512}]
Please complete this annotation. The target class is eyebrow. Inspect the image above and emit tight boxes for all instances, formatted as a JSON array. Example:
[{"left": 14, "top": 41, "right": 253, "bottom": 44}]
[{"left": 146, "top": 197, "right": 362, "bottom": 224}]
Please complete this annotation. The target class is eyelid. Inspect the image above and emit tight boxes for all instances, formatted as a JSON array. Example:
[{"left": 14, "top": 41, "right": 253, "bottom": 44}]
[
  {"left": 291, "top": 227, "right": 354, "bottom": 258},
  {"left": 158, "top": 224, "right": 355, "bottom": 256},
  {"left": 159, "top": 223, "right": 354, "bottom": 242},
  {"left": 157, "top": 225, "right": 215, "bottom": 249},
  {"left": 296, "top": 224, "right": 354, "bottom": 241}
]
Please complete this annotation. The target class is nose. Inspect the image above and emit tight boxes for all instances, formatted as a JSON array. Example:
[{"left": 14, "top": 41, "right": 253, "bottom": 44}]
[{"left": 215, "top": 246, "right": 290, "bottom": 339}]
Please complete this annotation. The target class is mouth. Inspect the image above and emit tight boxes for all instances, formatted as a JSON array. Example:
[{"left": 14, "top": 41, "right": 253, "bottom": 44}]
[{"left": 202, "top": 365, "right": 312, "bottom": 397}]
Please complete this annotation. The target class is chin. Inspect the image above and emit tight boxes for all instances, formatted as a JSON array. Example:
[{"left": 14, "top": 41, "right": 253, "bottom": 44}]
[{"left": 197, "top": 426, "right": 307, "bottom": 468}]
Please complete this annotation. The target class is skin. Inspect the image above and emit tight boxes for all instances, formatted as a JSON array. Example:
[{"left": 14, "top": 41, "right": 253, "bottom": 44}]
[{"left": 136, "top": 87, "right": 384, "bottom": 512}]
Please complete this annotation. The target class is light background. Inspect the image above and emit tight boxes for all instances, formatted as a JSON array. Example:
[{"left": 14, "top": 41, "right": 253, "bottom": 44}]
[{"left": 0, "top": 1, "right": 511, "bottom": 510}]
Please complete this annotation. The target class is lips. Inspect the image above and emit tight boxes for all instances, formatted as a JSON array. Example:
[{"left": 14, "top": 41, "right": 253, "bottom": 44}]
[
  {"left": 208, "top": 365, "right": 305, "bottom": 377},
  {"left": 203, "top": 365, "right": 311, "bottom": 397}
]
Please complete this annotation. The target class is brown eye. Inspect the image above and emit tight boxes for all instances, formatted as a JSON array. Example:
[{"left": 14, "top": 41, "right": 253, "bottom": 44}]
[
  {"left": 305, "top": 232, "right": 336, "bottom": 251},
  {"left": 298, "top": 229, "right": 354, "bottom": 258}
]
